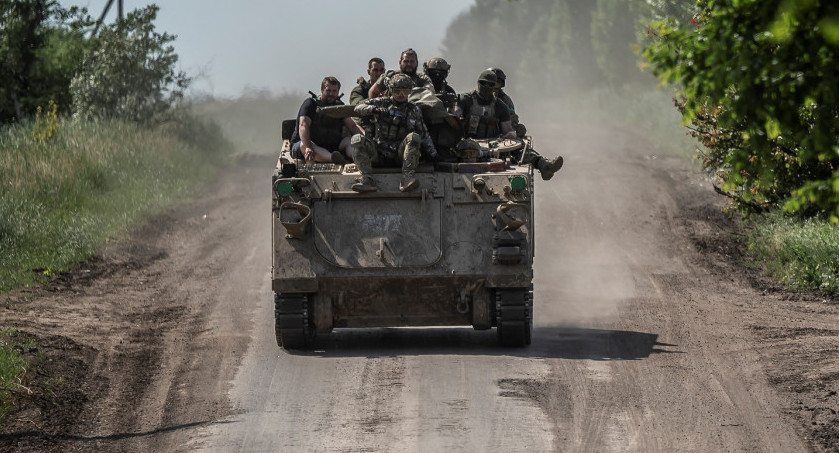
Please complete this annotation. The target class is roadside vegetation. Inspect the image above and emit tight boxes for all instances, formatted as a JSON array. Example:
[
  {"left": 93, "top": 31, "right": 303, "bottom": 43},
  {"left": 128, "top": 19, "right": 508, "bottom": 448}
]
[
  {"left": 1, "top": 1, "right": 231, "bottom": 420},
  {"left": 0, "top": 329, "right": 27, "bottom": 425},
  {"left": 444, "top": 0, "right": 839, "bottom": 294},
  {"left": 0, "top": 113, "right": 228, "bottom": 292}
]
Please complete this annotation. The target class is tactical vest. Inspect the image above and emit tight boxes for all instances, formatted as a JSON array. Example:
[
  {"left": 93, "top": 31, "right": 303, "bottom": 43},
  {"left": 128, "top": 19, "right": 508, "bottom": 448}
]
[
  {"left": 375, "top": 103, "right": 413, "bottom": 145},
  {"left": 310, "top": 98, "right": 345, "bottom": 150},
  {"left": 464, "top": 92, "right": 499, "bottom": 138}
]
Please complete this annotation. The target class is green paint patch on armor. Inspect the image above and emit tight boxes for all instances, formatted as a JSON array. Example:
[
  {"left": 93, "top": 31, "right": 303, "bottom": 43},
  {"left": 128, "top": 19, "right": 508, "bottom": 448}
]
[
  {"left": 510, "top": 176, "right": 527, "bottom": 191},
  {"left": 276, "top": 181, "right": 293, "bottom": 197}
]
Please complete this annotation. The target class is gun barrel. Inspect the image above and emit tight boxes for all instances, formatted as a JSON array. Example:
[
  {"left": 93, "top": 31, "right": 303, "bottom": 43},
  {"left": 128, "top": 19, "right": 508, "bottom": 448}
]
[{"left": 317, "top": 104, "right": 357, "bottom": 118}]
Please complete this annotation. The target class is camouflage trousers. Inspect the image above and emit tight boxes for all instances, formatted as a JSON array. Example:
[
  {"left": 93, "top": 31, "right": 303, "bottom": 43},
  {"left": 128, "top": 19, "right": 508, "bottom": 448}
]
[{"left": 351, "top": 133, "right": 420, "bottom": 180}]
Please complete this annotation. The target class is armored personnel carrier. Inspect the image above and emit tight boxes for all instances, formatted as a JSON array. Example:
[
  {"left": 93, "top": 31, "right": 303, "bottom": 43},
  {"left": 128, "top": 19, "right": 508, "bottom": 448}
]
[{"left": 271, "top": 117, "right": 537, "bottom": 349}]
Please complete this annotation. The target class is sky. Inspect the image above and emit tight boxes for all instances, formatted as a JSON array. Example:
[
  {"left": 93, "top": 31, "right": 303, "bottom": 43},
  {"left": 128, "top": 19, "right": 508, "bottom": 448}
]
[{"left": 60, "top": 0, "right": 476, "bottom": 97}]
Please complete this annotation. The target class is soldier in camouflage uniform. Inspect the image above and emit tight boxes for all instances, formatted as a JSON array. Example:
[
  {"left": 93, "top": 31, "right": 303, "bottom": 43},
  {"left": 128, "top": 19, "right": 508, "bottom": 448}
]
[
  {"left": 351, "top": 74, "right": 438, "bottom": 193},
  {"left": 369, "top": 48, "right": 435, "bottom": 99},
  {"left": 457, "top": 70, "right": 564, "bottom": 181}
]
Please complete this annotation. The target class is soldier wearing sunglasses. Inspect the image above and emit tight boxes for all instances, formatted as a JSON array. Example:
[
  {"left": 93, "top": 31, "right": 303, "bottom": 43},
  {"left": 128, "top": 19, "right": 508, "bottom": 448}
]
[{"left": 351, "top": 74, "right": 438, "bottom": 193}]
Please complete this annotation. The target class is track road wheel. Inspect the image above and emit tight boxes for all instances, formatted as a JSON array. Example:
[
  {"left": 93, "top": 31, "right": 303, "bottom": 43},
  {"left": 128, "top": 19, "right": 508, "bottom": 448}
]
[
  {"left": 495, "top": 288, "right": 533, "bottom": 347},
  {"left": 274, "top": 293, "right": 314, "bottom": 350}
]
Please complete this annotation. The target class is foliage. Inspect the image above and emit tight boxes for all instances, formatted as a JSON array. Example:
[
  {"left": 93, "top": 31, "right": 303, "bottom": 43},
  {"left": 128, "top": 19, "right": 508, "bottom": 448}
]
[
  {"left": 0, "top": 113, "right": 231, "bottom": 292},
  {"left": 643, "top": 0, "right": 839, "bottom": 220},
  {"left": 31, "top": 98, "right": 59, "bottom": 142},
  {"left": 441, "top": 0, "right": 681, "bottom": 100},
  {"left": 70, "top": 5, "right": 190, "bottom": 123},
  {"left": 0, "top": 328, "right": 28, "bottom": 425},
  {"left": 0, "top": 0, "right": 92, "bottom": 123},
  {"left": 748, "top": 211, "right": 839, "bottom": 293}
]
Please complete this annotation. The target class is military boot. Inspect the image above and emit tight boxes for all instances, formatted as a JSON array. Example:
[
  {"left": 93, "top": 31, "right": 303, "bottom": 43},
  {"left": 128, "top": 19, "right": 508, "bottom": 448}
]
[
  {"left": 352, "top": 177, "right": 377, "bottom": 193},
  {"left": 399, "top": 176, "right": 419, "bottom": 192},
  {"left": 538, "top": 155, "right": 564, "bottom": 181}
]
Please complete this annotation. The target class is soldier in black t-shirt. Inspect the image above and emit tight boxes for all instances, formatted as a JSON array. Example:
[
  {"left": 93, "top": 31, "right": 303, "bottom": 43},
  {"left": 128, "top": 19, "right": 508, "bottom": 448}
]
[{"left": 290, "top": 76, "right": 364, "bottom": 164}]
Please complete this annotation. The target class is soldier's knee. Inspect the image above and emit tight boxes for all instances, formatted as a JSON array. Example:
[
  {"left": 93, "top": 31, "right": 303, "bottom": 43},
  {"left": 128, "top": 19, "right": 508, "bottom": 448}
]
[{"left": 408, "top": 132, "right": 421, "bottom": 145}]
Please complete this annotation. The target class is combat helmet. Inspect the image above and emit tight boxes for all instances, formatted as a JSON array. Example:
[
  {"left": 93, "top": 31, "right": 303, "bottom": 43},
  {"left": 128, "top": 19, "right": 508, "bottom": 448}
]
[
  {"left": 478, "top": 69, "right": 498, "bottom": 85},
  {"left": 388, "top": 73, "right": 414, "bottom": 90},
  {"left": 488, "top": 67, "right": 506, "bottom": 87},
  {"left": 424, "top": 57, "right": 451, "bottom": 72}
]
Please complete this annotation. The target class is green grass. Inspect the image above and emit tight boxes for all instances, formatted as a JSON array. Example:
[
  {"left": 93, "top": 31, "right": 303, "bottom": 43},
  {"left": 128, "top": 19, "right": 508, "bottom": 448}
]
[
  {"left": 748, "top": 211, "right": 839, "bottom": 294},
  {"left": 0, "top": 328, "right": 27, "bottom": 425},
  {"left": 0, "top": 111, "right": 231, "bottom": 292}
]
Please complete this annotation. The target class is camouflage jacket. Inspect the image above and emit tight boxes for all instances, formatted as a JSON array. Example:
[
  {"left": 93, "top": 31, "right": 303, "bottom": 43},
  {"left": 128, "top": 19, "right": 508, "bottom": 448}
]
[{"left": 355, "top": 98, "right": 436, "bottom": 155}]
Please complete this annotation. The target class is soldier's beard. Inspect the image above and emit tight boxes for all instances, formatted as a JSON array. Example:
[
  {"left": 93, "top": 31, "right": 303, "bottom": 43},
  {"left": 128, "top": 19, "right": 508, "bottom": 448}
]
[{"left": 401, "top": 67, "right": 416, "bottom": 76}]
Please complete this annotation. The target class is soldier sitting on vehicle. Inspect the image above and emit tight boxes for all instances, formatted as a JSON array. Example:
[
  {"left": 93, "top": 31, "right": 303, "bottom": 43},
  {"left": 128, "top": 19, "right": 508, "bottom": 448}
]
[
  {"left": 423, "top": 57, "right": 457, "bottom": 111},
  {"left": 290, "top": 76, "right": 364, "bottom": 164},
  {"left": 456, "top": 70, "right": 564, "bottom": 180},
  {"left": 350, "top": 57, "right": 385, "bottom": 106},
  {"left": 369, "top": 48, "right": 435, "bottom": 99},
  {"left": 350, "top": 74, "right": 438, "bottom": 193},
  {"left": 488, "top": 67, "right": 526, "bottom": 137}
]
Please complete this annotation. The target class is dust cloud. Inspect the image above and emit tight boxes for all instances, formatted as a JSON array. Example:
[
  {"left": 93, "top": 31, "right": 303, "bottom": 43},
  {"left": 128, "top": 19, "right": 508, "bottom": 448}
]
[{"left": 187, "top": 1, "right": 694, "bottom": 327}]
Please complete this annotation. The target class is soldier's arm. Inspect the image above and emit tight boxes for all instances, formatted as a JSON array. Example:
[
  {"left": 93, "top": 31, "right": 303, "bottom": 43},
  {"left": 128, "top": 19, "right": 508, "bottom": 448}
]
[
  {"left": 500, "top": 120, "right": 516, "bottom": 139},
  {"left": 354, "top": 98, "right": 389, "bottom": 117},
  {"left": 369, "top": 81, "right": 386, "bottom": 99},
  {"left": 413, "top": 108, "right": 437, "bottom": 157}
]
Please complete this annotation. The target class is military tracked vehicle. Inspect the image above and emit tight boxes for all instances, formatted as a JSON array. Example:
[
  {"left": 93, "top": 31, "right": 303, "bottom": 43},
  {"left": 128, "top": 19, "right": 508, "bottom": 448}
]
[{"left": 271, "top": 113, "right": 538, "bottom": 349}]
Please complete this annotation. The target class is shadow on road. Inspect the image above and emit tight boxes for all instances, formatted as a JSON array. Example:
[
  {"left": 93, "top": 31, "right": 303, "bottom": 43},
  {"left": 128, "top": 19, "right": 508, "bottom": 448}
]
[
  {"left": 0, "top": 419, "right": 235, "bottom": 445},
  {"left": 287, "top": 326, "right": 681, "bottom": 359}
]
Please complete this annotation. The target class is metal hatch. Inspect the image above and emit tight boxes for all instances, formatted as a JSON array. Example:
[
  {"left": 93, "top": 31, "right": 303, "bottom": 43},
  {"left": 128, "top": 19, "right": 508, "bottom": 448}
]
[{"left": 313, "top": 199, "right": 443, "bottom": 268}]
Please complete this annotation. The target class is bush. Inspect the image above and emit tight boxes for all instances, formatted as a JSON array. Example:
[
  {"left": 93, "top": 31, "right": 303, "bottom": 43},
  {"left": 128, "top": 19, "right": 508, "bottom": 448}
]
[
  {"left": 748, "top": 212, "right": 839, "bottom": 293},
  {"left": 70, "top": 5, "right": 189, "bottom": 123}
]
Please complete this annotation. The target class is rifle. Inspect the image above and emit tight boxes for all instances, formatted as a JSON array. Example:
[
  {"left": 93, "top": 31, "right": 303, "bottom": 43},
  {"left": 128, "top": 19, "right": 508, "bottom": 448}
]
[{"left": 317, "top": 104, "right": 358, "bottom": 118}]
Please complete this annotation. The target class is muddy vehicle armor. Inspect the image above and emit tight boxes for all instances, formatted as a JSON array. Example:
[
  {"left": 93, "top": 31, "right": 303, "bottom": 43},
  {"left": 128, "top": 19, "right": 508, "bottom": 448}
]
[{"left": 272, "top": 114, "right": 538, "bottom": 348}]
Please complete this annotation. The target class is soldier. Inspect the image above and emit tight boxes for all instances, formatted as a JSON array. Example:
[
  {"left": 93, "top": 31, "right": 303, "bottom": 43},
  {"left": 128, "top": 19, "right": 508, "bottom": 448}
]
[
  {"left": 457, "top": 70, "right": 564, "bottom": 180},
  {"left": 456, "top": 69, "right": 517, "bottom": 140},
  {"left": 369, "top": 48, "right": 435, "bottom": 99},
  {"left": 423, "top": 57, "right": 458, "bottom": 111},
  {"left": 488, "top": 67, "right": 525, "bottom": 136},
  {"left": 350, "top": 74, "right": 438, "bottom": 193},
  {"left": 290, "top": 76, "right": 364, "bottom": 164},
  {"left": 350, "top": 57, "right": 385, "bottom": 106}
]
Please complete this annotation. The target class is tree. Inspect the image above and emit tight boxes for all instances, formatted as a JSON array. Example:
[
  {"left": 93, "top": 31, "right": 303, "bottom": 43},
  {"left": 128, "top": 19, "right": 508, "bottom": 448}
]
[
  {"left": 0, "top": 1, "right": 91, "bottom": 123},
  {"left": 644, "top": 0, "right": 839, "bottom": 219},
  {"left": 70, "top": 5, "right": 189, "bottom": 123}
]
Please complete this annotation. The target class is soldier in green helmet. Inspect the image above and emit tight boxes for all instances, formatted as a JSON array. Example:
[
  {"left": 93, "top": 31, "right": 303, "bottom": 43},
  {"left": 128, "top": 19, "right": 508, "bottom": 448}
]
[
  {"left": 351, "top": 73, "right": 438, "bottom": 193},
  {"left": 487, "top": 67, "right": 526, "bottom": 137},
  {"left": 456, "top": 69, "right": 564, "bottom": 180}
]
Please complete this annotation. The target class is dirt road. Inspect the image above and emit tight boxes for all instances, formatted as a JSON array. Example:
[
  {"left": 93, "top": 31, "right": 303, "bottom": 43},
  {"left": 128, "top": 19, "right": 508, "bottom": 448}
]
[{"left": 2, "top": 120, "right": 837, "bottom": 452}]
